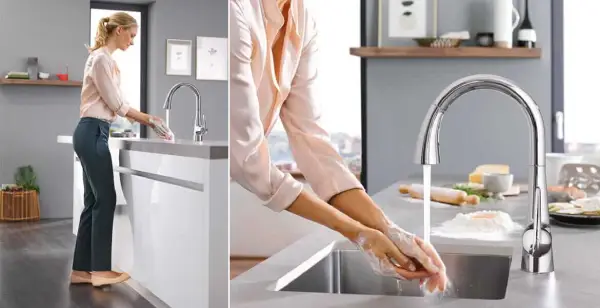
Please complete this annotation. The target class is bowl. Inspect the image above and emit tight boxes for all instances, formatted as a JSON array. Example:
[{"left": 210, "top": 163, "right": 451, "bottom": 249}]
[
  {"left": 546, "top": 153, "right": 583, "bottom": 186},
  {"left": 413, "top": 37, "right": 464, "bottom": 48},
  {"left": 56, "top": 73, "right": 69, "bottom": 81},
  {"left": 483, "top": 173, "right": 514, "bottom": 199}
]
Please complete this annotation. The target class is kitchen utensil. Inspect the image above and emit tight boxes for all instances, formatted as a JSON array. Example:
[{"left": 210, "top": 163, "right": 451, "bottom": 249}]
[
  {"left": 493, "top": 0, "right": 520, "bottom": 48},
  {"left": 399, "top": 184, "right": 480, "bottom": 206},
  {"left": 56, "top": 73, "right": 68, "bottom": 81},
  {"left": 546, "top": 153, "right": 583, "bottom": 186},
  {"left": 558, "top": 163, "right": 600, "bottom": 195},
  {"left": 483, "top": 173, "right": 514, "bottom": 200}
]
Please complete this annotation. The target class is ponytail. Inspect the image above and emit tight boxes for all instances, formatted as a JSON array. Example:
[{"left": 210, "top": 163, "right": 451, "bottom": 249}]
[
  {"left": 90, "top": 17, "right": 110, "bottom": 51},
  {"left": 88, "top": 13, "right": 137, "bottom": 52}
]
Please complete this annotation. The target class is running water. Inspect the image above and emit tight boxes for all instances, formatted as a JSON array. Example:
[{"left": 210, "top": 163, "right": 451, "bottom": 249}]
[
  {"left": 423, "top": 165, "right": 431, "bottom": 243},
  {"left": 165, "top": 109, "right": 171, "bottom": 127}
]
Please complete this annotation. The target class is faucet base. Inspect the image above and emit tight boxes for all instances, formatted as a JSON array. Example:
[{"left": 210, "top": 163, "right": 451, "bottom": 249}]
[
  {"left": 521, "top": 248, "right": 554, "bottom": 274},
  {"left": 521, "top": 224, "right": 554, "bottom": 273}
]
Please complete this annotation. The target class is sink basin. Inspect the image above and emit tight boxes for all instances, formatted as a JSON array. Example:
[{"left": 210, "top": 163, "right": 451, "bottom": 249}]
[{"left": 274, "top": 242, "right": 513, "bottom": 300}]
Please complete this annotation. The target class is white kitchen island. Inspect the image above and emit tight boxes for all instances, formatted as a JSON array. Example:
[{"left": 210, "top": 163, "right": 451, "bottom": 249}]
[{"left": 58, "top": 135, "right": 228, "bottom": 308}]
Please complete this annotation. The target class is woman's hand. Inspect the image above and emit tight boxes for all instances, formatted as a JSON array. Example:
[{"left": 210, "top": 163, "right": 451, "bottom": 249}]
[
  {"left": 353, "top": 227, "right": 433, "bottom": 280},
  {"left": 148, "top": 115, "right": 174, "bottom": 140},
  {"left": 383, "top": 223, "right": 447, "bottom": 292}
]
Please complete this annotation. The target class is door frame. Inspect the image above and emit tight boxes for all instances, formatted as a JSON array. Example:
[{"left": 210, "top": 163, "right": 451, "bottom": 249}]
[
  {"left": 90, "top": 1, "right": 150, "bottom": 138},
  {"left": 359, "top": 0, "right": 368, "bottom": 191},
  {"left": 551, "top": 0, "right": 564, "bottom": 153}
]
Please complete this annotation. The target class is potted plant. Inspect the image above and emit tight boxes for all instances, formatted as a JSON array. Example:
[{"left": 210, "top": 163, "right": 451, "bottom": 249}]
[{"left": 0, "top": 165, "right": 41, "bottom": 221}]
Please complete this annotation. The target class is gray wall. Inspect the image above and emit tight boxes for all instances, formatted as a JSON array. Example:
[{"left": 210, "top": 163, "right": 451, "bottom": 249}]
[
  {"left": 0, "top": 0, "right": 89, "bottom": 219},
  {"left": 146, "top": 0, "right": 228, "bottom": 141},
  {"left": 0, "top": 0, "right": 228, "bottom": 218},
  {"left": 364, "top": 0, "right": 552, "bottom": 193}
]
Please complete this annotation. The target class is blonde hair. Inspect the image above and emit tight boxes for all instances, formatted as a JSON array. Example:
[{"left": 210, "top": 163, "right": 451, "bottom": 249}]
[{"left": 90, "top": 12, "right": 137, "bottom": 51}]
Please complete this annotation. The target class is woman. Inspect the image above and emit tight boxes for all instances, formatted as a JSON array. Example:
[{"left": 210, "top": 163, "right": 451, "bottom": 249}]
[
  {"left": 230, "top": 0, "right": 447, "bottom": 292},
  {"left": 70, "top": 12, "right": 172, "bottom": 287}
]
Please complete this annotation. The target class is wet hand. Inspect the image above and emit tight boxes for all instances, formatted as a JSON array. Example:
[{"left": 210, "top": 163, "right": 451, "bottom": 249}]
[
  {"left": 149, "top": 116, "right": 173, "bottom": 140},
  {"left": 383, "top": 224, "right": 448, "bottom": 292},
  {"left": 353, "top": 227, "right": 432, "bottom": 280}
]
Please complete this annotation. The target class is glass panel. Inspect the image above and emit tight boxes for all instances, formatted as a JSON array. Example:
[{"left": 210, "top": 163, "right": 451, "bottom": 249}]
[
  {"left": 268, "top": 0, "right": 362, "bottom": 177},
  {"left": 563, "top": 1, "right": 600, "bottom": 154},
  {"left": 90, "top": 9, "right": 143, "bottom": 138}
]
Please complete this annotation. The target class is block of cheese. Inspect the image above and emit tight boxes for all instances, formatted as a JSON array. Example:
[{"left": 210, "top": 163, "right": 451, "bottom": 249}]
[{"left": 468, "top": 164, "right": 510, "bottom": 184}]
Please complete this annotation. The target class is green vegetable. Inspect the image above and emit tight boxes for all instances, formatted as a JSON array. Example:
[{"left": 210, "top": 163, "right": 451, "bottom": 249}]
[{"left": 453, "top": 184, "right": 490, "bottom": 201}]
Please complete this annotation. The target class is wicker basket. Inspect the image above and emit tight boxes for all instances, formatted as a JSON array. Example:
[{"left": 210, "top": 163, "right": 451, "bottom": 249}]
[
  {"left": 0, "top": 190, "right": 40, "bottom": 222},
  {"left": 413, "top": 37, "right": 464, "bottom": 48}
]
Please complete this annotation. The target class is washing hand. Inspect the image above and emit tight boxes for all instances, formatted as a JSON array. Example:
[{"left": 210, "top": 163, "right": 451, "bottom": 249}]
[
  {"left": 353, "top": 227, "right": 432, "bottom": 281},
  {"left": 383, "top": 222, "right": 448, "bottom": 292},
  {"left": 149, "top": 116, "right": 174, "bottom": 141}
]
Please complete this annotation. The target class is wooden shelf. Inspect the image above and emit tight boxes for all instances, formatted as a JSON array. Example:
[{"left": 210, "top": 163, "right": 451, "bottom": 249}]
[
  {"left": 349, "top": 47, "right": 542, "bottom": 59},
  {"left": 0, "top": 78, "right": 82, "bottom": 87}
]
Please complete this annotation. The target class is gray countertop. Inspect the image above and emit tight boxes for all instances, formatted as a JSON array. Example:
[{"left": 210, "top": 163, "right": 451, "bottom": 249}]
[
  {"left": 231, "top": 178, "right": 600, "bottom": 308},
  {"left": 57, "top": 135, "right": 227, "bottom": 159}
]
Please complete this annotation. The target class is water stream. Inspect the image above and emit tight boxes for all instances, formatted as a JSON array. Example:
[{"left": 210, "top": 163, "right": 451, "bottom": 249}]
[{"left": 423, "top": 165, "right": 431, "bottom": 243}]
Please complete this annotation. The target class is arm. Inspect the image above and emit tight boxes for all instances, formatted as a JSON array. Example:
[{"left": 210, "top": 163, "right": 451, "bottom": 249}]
[
  {"left": 280, "top": 14, "right": 389, "bottom": 232},
  {"left": 229, "top": 0, "right": 365, "bottom": 238},
  {"left": 89, "top": 55, "right": 151, "bottom": 126}
]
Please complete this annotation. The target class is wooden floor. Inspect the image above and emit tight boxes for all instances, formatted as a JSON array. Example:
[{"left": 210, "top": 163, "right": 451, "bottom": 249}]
[
  {"left": 0, "top": 219, "right": 155, "bottom": 308},
  {"left": 230, "top": 258, "right": 266, "bottom": 279}
]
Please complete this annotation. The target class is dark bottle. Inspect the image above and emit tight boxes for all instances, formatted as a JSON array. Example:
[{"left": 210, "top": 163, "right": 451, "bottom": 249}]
[{"left": 516, "top": 0, "right": 536, "bottom": 48}]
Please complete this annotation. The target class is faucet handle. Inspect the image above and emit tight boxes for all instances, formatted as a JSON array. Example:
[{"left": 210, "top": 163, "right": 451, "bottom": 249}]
[{"left": 201, "top": 114, "right": 207, "bottom": 127}]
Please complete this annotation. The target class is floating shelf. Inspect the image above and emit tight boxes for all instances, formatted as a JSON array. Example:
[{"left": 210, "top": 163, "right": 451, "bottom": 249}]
[
  {"left": 349, "top": 47, "right": 542, "bottom": 59},
  {"left": 0, "top": 78, "right": 82, "bottom": 87}
]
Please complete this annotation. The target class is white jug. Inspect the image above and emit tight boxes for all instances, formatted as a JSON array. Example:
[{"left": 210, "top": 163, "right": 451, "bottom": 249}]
[{"left": 493, "top": 0, "right": 520, "bottom": 48}]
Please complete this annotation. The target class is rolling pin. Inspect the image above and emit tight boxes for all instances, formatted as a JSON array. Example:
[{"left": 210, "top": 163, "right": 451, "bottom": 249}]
[{"left": 399, "top": 184, "right": 480, "bottom": 206}]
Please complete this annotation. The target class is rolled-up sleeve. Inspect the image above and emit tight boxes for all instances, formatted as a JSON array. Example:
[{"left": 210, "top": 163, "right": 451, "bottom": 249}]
[
  {"left": 280, "top": 14, "right": 364, "bottom": 202},
  {"left": 90, "top": 54, "right": 130, "bottom": 117},
  {"left": 229, "top": 0, "right": 304, "bottom": 212}
]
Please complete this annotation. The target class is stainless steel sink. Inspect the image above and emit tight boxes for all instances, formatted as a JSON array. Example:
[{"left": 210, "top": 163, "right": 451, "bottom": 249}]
[{"left": 274, "top": 242, "right": 513, "bottom": 300}]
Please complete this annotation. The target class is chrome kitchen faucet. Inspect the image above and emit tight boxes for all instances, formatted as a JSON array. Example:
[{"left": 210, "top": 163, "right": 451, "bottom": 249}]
[
  {"left": 163, "top": 82, "right": 208, "bottom": 142},
  {"left": 414, "top": 74, "right": 554, "bottom": 274}
]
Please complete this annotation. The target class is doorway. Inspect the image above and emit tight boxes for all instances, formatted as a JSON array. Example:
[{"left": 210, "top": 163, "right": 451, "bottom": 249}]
[{"left": 90, "top": 2, "right": 149, "bottom": 138}]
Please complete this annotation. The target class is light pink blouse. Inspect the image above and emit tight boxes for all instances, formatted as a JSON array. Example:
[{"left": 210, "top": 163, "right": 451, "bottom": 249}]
[
  {"left": 230, "top": 0, "right": 364, "bottom": 212},
  {"left": 80, "top": 46, "right": 130, "bottom": 122}
]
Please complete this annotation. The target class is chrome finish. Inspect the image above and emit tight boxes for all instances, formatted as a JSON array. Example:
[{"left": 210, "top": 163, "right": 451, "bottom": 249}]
[
  {"left": 277, "top": 248, "right": 512, "bottom": 300},
  {"left": 162, "top": 83, "right": 208, "bottom": 142},
  {"left": 414, "top": 74, "right": 554, "bottom": 274}
]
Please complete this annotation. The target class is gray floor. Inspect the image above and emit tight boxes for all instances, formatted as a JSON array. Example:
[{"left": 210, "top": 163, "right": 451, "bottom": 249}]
[{"left": 0, "top": 219, "right": 157, "bottom": 308}]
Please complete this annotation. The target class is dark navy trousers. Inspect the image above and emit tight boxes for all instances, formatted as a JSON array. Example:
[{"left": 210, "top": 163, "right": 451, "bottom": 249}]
[{"left": 71, "top": 117, "right": 116, "bottom": 272}]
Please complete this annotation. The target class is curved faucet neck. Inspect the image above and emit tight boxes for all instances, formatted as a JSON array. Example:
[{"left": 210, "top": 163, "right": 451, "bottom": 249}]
[
  {"left": 414, "top": 74, "right": 554, "bottom": 274},
  {"left": 414, "top": 74, "right": 545, "bottom": 167}
]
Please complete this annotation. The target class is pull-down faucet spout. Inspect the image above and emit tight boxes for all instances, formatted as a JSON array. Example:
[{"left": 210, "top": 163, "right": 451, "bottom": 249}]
[
  {"left": 162, "top": 82, "right": 207, "bottom": 142},
  {"left": 414, "top": 74, "right": 554, "bottom": 274}
]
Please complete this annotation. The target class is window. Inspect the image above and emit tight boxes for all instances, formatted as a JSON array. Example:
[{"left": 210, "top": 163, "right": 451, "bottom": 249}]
[
  {"left": 268, "top": 0, "right": 362, "bottom": 176},
  {"left": 563, "top": 1, "right": 600, "bottom": 153},
  {"left": 90, "top": 2, "right": 148, "bottom": 138}
]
